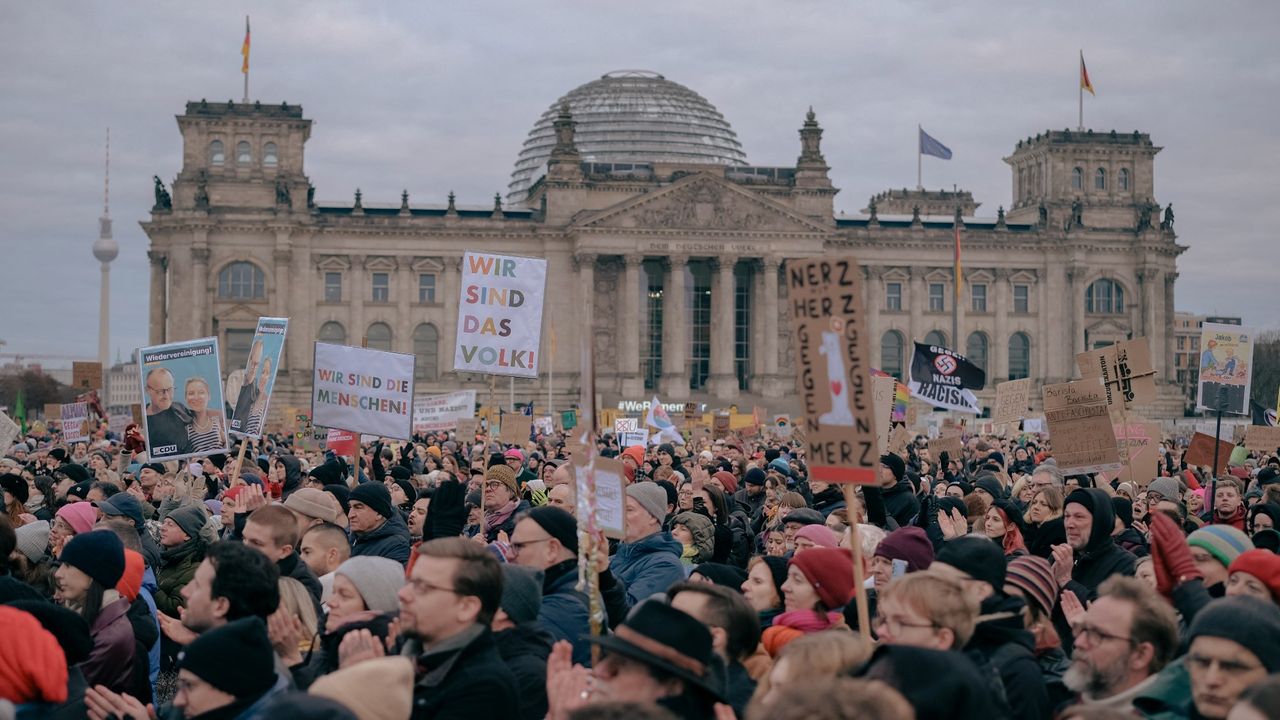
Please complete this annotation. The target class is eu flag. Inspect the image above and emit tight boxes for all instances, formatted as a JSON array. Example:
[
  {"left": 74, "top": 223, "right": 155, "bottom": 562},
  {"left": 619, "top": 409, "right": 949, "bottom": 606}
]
[{"left": 919, "top": 127, "right": 952, "bottom": 160}]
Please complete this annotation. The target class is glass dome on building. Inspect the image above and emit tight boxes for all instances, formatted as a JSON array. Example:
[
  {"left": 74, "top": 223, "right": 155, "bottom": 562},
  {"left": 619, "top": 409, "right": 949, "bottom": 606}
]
[{"left": 507, "top": 70, "right": 748, "bottom": 203}]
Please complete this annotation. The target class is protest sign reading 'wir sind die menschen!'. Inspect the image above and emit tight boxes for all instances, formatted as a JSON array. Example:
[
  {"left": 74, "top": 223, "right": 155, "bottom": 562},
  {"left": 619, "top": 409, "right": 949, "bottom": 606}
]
[
  {"left": 453, "top": 251, "right": 547, "bottom": 378},
  {"left": 311, "top": 343, "right": 415, "bottom": 440}
]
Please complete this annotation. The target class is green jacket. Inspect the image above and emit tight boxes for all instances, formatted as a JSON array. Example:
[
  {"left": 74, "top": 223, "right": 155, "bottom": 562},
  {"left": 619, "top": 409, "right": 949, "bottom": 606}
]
[
  {"left": 153, "top": 540, "right": 203, "bottom": 618},
  {"left": 1132, "top": 658, "right": 1192, "bottom": 720}
]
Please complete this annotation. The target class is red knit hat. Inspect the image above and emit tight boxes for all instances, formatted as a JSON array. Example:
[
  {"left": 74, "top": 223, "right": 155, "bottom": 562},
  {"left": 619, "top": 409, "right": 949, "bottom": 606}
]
[
  {"left": 117, "top": 549, "right": 145, "bottom": 602},
  {"left": 0, "top": 606, "right": 68, "bottom": 704},
  {"left": 789, "top": 547, "right": 855, "bottom": 610},
  {"left": 1228, "top": 549, "right": 1280, "bottom": 603},
  {"left": 712, "top": 471, "right": 739, "bottom": 494}
]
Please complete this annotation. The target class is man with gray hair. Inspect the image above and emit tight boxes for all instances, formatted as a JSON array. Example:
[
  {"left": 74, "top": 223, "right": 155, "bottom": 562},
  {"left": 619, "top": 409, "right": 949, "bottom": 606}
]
[
  {"left": 1030, "top": 463, "right": 1065, "bottom": 491},
  {"left": 609, "top": 482, "right": 685, "bottom": 608}
]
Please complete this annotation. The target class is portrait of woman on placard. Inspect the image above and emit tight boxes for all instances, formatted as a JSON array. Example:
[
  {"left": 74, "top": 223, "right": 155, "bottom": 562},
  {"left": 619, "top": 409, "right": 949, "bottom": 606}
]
[
  {"left": 184, "top": 377, "right": 227, "bottom": 453},
  {"left": 244, "top": 355, "right": 273, "bottom": 437}
]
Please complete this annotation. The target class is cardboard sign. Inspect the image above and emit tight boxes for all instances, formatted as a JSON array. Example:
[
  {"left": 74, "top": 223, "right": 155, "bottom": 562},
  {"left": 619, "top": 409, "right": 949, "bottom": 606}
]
[
  {"left": 312, "top": 343, "right": 415, "bottom": 440},
  {"left": 1106, "top": 421, "right": 1162, "bottom": 488},
  {"left": 453, "top": 251, "right": 548, "bottom": 378},
  {"left": 1076, "top": 338, "right": 1157, "bottom": 409},
  {"left": 60, "top": 403, "right": 91, "bottom": 443},
  {"left": 1042, "top": 378, "right": 1123, "bottom": 474},
  {"left": 455, "top": 417, "right": 479, "bottom": 440},
  {"left": 889, "top": 424, "right": 912, "bottom": 455},
  {"left": 787, "top": 255, "right": 879, "bottom": 484},
  {"left": 906, "top": 403, "right": 919, "bottom": 428},
  {"left": 1196, "top": 323, "right": 1254, "bottom": 415},
  {"left": 501, "top": 414, "right": 532, "bottom": 445},
  {"left": 72, "top": 361, "right": 103, "bottom": 391},
  {"left": 44, "top": 403, "right": 60, "bottom": 421},
  {"left": 993, "top": 378, "right": 1033, "bottom": 425},
  {"left": 139, "top": 337, "right": 229, "bottom": 461},
  {"left": 683, "top": 403, "right": 699, "bottom": 420},
  {"left": 1185, "top": 431, "right": 1234, "bottom": 475},
  {"left": 0, "top": 411, "right": 19, "bottom": 450},
  {"left": 573, "top": 455, "right": 626, "bottom": 540},
  {"left": 1243, "top": 425, "right": 1280, "bottom": 453},
  {"left": 713, "top": 414, "right": 731, "bottom": 439},
  {"left": 228, "top": 317, "right": 289, "bottom": 439},
  {"left": 929, "top": 431, "right": 964, "bottom": 458},
  {"left": 412, "top": 390, "right": 478, "bottom": 433},
  {"left": 872, "top": 375, "right": 896, "bottom": 455}
]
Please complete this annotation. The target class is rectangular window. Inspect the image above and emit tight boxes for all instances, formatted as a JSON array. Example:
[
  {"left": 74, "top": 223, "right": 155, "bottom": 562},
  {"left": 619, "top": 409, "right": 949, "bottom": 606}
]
[
  {"left": 689, "top": 266, "right": 712, "bottom": 390},
  {"left": 324, "top": 272, "right": 343, "bottom": 302},
  {"left": 885, "top": 282, "right": 902, "bottom": 311},
  {"left": 1175, "top": 354, "right": 1182, "bottom": 368},
  {"left": 643, "top": 264, "right": 664, "bottom": 390},
  {"left": 1192, "top": 337, "right": 1199, "bottom": 351},
  {"left": 1177, "top": 336, "right": 1185, "bottom": 350},
  {"left": 928, "top": 283, "right": 945, "bottom": 312},
  {"left": 734, "top": 269, "right": 752, "bottom": 390},
  {"left": 1013, "top": 284, "right": 1029, "bottom": 313},
  {"left": 371, "top": 272, "right": 389, "bottom": 302},
  {"left": 971, "top": 283, "right": 987, "bottom": 312},
  {"left": 224, "top": 329, "right": 255, "bottom": 371},
  {"left": 418, "top": 273, "right": 436, "bottom": 303}
]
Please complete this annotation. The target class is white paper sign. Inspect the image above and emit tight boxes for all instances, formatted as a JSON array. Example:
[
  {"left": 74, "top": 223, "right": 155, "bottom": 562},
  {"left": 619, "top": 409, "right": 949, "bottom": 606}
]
[
  {"left": 61, "top": 403, "right": 91, "bottom": 443},
  {"left": 0, "top": 411, "right": 19, "bottom": 450},
  {"left": 575, "top": 456, "right": 627, "bottom": 540},
  {"left": 615, "top": 418, "right": 639, "bottom": 434},
  {"left": 311, "top": 343, "right": 416, "bottom": 440},
  {"left": 621, "top": 430, "right": 649, "bottom": 448},
  {"left": 412, "top": 390, "right": 477, "bottom": 433},
  {"left": 453, "top": 251, "right": 547, "bottom": 378}
]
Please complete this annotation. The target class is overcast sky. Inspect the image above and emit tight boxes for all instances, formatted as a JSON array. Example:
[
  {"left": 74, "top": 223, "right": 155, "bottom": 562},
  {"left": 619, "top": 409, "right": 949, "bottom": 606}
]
[{"left": 2, "top": 1, "right": 1276, "bottom": 365}]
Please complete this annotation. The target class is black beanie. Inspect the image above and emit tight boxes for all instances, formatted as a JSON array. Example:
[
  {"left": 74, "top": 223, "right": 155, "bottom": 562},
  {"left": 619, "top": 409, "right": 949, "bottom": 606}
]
[
  {"left": 761, "top": 555, "right": 789, "bottom": 600},
  {"left": 936, "top": 535, "right": 1008, "bottom": 591},
  {"left": 1, "top": 473, "right": 29, "bottom": 504},
  {"left": 179, "top": 616, "right": 278, "bottom": 697},
  {"left": 526, "top": 505, "right": 578, "bottom": 553},
  {"left": 60, "top": 530, "right": 126, "bottom": 588},
  {"left": 1111, "top": 497, "right": 1134, "bottom": 529},
  {"left": 389, "top": 465, "right": 412, "bottom": 482},
  {"left": 349, "top": 482, "right": 394, "bottom": 519},
  {"left": 392, "top": 479, "right": 417, "bottom": 505},
  {"left": 323, "top": 484, "right": 351, "bottom": 515},
  {"left": 1187, "top": 596, "right": 1280, "bottom": 673},
  {"left": 973, "top": 474, "right": 1004, "bottom": 501},
  {"left": 744, "top": 467, "right": 767, "bottom": 487},
  {"left": 880, "top": 453, "right": 905, "bottom": 482}
]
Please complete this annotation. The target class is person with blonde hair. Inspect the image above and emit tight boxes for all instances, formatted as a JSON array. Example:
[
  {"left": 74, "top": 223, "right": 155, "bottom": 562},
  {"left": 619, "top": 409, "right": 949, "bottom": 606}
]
[
  {"left": 276, "top": 576, "right": 319, "bottom": 655},
  {"left": 874, "top": 571, "right": 978, "bottom": 651},
  {"left": 1025, "top": 485, "right": 1067, "bottom": 557},
  {"left": 751, "top": 630, "right": 871, "bottom": 708}
]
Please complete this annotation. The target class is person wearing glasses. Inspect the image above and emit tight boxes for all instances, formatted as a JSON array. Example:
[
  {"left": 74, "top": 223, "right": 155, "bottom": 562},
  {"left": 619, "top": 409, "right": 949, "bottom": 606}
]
[
  {"left": 873, "top": 571, "right": 977, "bottom": 651},
  {"left": 509, "top": 506, "right": 591, "bottom": 665},
  {"left": 142, "top": 367, "right": 193, "bottom": 459},
  {"left": 1060, "top": 576, "right": 1178, "bottom": 713}
]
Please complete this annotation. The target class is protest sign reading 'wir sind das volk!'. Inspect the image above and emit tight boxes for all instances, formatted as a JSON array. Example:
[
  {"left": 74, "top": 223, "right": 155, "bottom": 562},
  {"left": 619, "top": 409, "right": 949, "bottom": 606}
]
[{"left": 453, "top": 251, "right": 547, "bottom": 378}]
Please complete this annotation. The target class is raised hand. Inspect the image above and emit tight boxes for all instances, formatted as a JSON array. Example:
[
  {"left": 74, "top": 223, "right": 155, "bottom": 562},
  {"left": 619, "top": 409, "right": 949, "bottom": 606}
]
[
  {"left": 1050, "top": 544, "right": 1074, "bottom": 587},
  {"left": 338, "top": 628, "right": 386, "bottom": 668}
]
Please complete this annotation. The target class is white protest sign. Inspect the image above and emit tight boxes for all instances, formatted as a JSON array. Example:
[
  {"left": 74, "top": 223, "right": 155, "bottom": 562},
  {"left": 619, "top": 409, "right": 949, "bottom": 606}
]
[
  {"left": 614, "top": 417, "right": 639, "bottom": 434},
  {"left": 0, "top": 411, "right": 19, "bottom": 450},
  {"left": 311, "top": 343, "right": 415, "bottom": 440},
  {"left": 621, "top": 429, "right": 649, "bottom": 448},
  {"left": 61, "top": 403, "right": 91, "bottom": 443},
  {"left": 575, "top": 456, "right": 627, "bottom": 540},
  {"left": 453, "top": 251, "right": 547, "bottom": 378},
  {"left": 411, "top": 390, "right": 478, "bottom": 433}
]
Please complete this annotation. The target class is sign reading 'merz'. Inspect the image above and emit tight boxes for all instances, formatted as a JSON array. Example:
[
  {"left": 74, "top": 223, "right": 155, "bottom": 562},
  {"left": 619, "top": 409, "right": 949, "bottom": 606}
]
[
  {"left": 788, "top": 256, "right": 880, "bottom": 484},
  {"left": 454, "top": 251, "right": 547, "bottom": 378}
]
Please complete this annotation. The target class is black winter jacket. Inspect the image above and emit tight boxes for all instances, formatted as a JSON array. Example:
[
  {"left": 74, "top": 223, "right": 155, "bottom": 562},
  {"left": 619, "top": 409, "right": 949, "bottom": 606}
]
[
  {"left": 965, "top": 594, "right": 1050, "bottom": 720},
  {"left": 351, "top": 513, "right": 413, "bottom": 565},
  {"left": 494, "top": 624, "right": 553, "bottom": 720}
]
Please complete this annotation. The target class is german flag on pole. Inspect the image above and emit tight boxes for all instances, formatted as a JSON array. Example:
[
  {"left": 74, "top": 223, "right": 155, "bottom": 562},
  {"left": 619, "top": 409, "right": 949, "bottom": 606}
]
[
  {"left": 1080, "top": 51, "right": 1095, "bottom": 96},
  {"left": 240, "top": 15, "right": 250, "bottom": 74}
]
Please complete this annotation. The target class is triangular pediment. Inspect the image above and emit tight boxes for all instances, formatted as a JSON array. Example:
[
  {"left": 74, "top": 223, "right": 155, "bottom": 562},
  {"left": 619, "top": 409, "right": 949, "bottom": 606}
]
[
  {"left": 213, "top": 304, "right": 262, "bottom": 323},
  {"left": 574, "top": 173, "right": 829, "bottom": 233}
]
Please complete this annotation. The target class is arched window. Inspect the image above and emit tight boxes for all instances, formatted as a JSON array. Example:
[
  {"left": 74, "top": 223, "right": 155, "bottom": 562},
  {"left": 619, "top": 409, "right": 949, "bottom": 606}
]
[
  {"left": 880, "top": 331, "right": 904, "bottom": 380},
  {"left": 1071, "top": 167, "right": 1083, "bottom": 190},
  {"left": 1009, "top": 333, "right": 1031, "bottom": 380},
  {"left": 1118, "top": 168, "right": 1130, "bottom": 191},
  {"left": 263, "top": 142, "right": 278, "bottom": 167},
  {"left": 317, "top": 321, "right": 346, "bottom": 344},
  {"left": 1095, "top": 168, "right": 1106, "bottom": 190},
  {"left": 236, "top": 141, "right": 252, "bottom": 164},
  {"left": 966, "top": 332, "right": 989, "bottom": 374},
  {"left": 1085, "top": 279, "right": 1125, "bottom": 314},
  {"left": 209, "top": 140, "right": 225, "bottom": 166},
  {"left": 413, "top": 324, "right": 439, "bottom": 381},
  {"left": 366, "top": 322, "right": 392, "bottom": 351},
  {"left": 924, "top": 330, "right": 948, "bottom": 349},
  {"left": 217, "top": 262, "right": 265, "bottom": 299}
]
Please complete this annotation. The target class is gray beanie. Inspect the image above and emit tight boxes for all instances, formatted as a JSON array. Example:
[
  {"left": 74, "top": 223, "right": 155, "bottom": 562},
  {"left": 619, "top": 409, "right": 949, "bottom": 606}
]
[
  {"left": 626, "top": 482, "right": 668, "bottom": 525},
  {"left": 335, "top": 556, "right": 406, "bottom": 614},
  {"left": 167, "top": 505, "right": 209, "bottom": 542},
  {"left": 499, "top": 565, "right": 544, "bottom": 625},
  {"left": 14, "top": 519, "right": 50, "bottom": 563},
  {"left": 1147, "top": 477, "right": 1183, "bottom": 504}
]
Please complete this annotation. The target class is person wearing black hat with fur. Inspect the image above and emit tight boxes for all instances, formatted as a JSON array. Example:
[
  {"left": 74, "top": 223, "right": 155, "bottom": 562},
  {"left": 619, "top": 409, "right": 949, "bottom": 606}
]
[
  {"left": 347, "top": 482, "right": 412, "bottom": 565},
  {"left": 546, "top": 601, "right": 725, "bottom": 720}
]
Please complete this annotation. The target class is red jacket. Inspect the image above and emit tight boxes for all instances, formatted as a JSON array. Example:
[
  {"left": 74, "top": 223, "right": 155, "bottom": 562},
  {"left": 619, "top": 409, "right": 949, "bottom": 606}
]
[{"left": 81, "top": 597, "right": 136, "bottom": 693}]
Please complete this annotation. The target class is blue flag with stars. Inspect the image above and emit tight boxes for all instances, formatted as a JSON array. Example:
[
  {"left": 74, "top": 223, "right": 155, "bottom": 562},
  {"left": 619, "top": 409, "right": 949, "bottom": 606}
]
[{"left": 919, "top": 127, "right": 952, "bottom": 160}]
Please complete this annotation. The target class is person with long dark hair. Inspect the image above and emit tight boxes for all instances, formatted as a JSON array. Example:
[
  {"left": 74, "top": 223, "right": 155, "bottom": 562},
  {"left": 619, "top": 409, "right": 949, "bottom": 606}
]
[{"left": 53, "top": 529, "right": 136, "bottom": 693}]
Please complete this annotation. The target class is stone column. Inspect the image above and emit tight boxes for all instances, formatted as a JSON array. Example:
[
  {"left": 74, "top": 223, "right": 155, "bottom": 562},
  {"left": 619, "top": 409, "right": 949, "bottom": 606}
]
[
  {"left": 708, "top": 258, "right": 738, "bottom": 399},
  {"left": 908, "top": 267, "right": 924, "bottom": 347},
  {"left": 993, "top": 268, "right": 1010, "bottom": 380},
  {"left": 191, "top": 243, "right": 210, "bottom": 339},
  {"left": 619, "top": 255, "right": 644, "bottom": 396},
  {"left": 349, "top": 254, "right": 365, "bottom": 344},
  {"left": 442, "top": 255, "right": 462, "bottom": 377},
  {"left": 1137, "top": 267, "right": 1156, "bottom": 337},
  {"left": 1163, "top": 271, "right": 1178, "bottom": 378},
  {"left": 1067, "top": 265, "right": 1086, "bottom": 356},
  {"left": 148, "top": 251, "right": 168, "bottom": 344},
  {"left": 762, "top": 257, "right": 780, "bottom": 379},
  {"left": 576, "top": 253, "right": 597, "bottom": 403},
  {"left": 864, "top": 265, "right": 882, "bottom": 366},
  {"left": 396, "top": 257, "right": 413, "bottom": 354},
  {"left": 660, "top": 255, "right": 689, "bottom": 399}
]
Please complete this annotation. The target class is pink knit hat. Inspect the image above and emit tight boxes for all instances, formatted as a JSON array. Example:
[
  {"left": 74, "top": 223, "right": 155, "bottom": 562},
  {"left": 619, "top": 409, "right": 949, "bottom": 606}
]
[
  {"left": 794, "top": 524, "right": 839, "bottom": 549},
  {"left": 55, "top": 502, "right": 97, "bottom": 535}
]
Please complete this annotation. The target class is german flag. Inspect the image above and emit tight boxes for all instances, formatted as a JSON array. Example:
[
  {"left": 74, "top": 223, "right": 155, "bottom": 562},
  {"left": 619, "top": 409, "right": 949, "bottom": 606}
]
[
  {"left": 240, "top": 16, "right": 250, "bottom": 74},
  {"left": 1080, "top": 51, "right": 1095, "bottom": 96}
]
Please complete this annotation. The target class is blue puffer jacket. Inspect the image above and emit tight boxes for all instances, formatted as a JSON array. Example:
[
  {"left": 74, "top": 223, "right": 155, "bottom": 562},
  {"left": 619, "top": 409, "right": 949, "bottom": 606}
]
[
  {"left": 350, "top": 513, "right": 413, "bottom": 565},
  {"left": 539, "top": 562, "right": 592, "bottom": 666},
  {"left": 608, "top": 532, "right": 685, "bottom": 608}
]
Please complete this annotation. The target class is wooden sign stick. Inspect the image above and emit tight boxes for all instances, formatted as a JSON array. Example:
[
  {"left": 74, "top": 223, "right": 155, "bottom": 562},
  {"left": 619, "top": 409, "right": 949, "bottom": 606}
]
[{"left": 844, "top": 485, "right": 871, "bottom": 643}]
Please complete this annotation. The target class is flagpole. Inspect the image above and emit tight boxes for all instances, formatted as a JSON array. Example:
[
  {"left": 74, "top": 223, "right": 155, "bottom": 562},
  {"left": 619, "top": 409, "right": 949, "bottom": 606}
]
[{"left": 916, "top": 125, "right": 923, "bottom": 190}]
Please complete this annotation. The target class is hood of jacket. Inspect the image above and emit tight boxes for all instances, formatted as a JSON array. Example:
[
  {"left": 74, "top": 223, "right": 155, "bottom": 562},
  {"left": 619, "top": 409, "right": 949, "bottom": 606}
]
[
  {"left": 494, "top": 623, "right": 554, "bottom": 661},
  {"left": 617, "top": 531, "right": 683, "bottom": 561},
  {"left": 1068, "top": 488, "right": 1118, "bottom": 556},
  {"left": 278, "top": 454, "right": 303, "bottom": 495},
  {"left": 969, "top": 593, "right": 1035, "bottom": 653}
]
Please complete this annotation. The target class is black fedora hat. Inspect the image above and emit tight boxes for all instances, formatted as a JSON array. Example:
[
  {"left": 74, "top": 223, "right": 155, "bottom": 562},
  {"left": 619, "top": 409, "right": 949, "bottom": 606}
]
[{"left": 587, "top": 601, "right": 724, "bottom": 700}]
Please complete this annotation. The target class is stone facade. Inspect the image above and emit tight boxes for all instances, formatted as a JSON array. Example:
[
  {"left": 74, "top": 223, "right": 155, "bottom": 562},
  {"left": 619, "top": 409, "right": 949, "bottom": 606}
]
[{"left": 142, "top": 99, "right": 1186, "bottom": 421}]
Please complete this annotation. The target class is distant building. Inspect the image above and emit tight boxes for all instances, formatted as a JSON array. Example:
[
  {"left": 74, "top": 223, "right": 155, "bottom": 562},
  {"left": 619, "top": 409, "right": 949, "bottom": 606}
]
[{"left": 105, "top": 352, "right": 140, "bottom": 413}]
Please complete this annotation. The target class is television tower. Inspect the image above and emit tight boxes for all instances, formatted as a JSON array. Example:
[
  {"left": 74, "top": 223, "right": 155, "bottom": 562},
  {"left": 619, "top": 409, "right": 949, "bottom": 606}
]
[{"left": 92, "top": 129, "right": 118, "bottom": 368}]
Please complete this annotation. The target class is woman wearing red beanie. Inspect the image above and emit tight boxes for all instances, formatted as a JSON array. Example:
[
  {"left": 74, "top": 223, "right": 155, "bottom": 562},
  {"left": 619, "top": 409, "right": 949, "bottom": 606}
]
[
  {"left": 1226, "top": 549, "right": 1280, "bottom": 605},
  {"left": 760, "top": 547, "right": 854, "bottom": 657}
]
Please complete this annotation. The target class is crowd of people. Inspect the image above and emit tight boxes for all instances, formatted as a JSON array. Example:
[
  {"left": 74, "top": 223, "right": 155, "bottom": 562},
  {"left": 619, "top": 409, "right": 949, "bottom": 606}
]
[{"left": 2, "top": 418, "right": 1280, "bottom": 719}]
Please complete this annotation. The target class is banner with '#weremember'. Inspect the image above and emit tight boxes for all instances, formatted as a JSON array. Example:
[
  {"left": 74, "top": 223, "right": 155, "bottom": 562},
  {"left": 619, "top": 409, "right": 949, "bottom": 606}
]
[
  {"left": 312, "top": 343, "right": 416, "bottom": 440},
  {"left": 453, "top": 251, "right": 547, "bottom": 378}
]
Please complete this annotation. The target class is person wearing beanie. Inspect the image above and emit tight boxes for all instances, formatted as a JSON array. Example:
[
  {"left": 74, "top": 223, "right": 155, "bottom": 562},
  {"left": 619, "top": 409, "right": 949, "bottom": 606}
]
[
  {"left": 55, "top": 530, "right": 137, "bottom": 694},
  {"left": 1146, "top": 476, "right": 1183, "bottom": 505},
  {"left": 175, "top": 617, "right": 283, "bottom": 717},
  {"left": 1225, "top": 549, "right": 1280, "bottom": 605},
  {"left": 610, "top": 482, "right": 685, "bottom": 610},
  {"left": 807, "top": 476, "right": 848, "bottom": 519},
  {"left": 972, "top": 473, "right": 1005, "bottom": 504},
  {"left": 347, "top": 482, "right": 412, "bottom": 565},
  {"left": 95, "top": 492, "right": 164, "bottom": 571},
  {"left": 479, "top": 463, "right": 527, "bottom": 543},
  {"left": 14, "top": 518, "right": 50, "bottom": 565},
  {"left": 879, "top": 452, "right": 920, "bottom": 528},
  {"left": 1055, "top": 489, "right": 1138, "bottom": 605},
  {"left": 793, "top": 523, "right": 839, "bottom": 552},
  {"left": 327, "top": 555, "right": 406, "bottom": 624},
  {"left": 1187, "top": 523, "right": 1253, "bottom": 591},
  {"left": 490, "top": 564, "right": 553, "bottom": 720},
  {"left": 742, "top": 555, "right": 788, "bottom": 629},
  {"left": 619, "top": 444, "right": 646, "bottom": 474},
  {"left": 52, "top": 501, "right": 96, "bottom": 555},
  {"left": 871, "top": 526, "right": 934, "bottom": 590},
  {"left": 760, "top": 547, "right": 853, "bottom": 657},
  {"left": 732, "top": 466, "right": 768, "bottom": 520},
  {"left": 309, "top": 656, "right": 414, "bottom": 720},
  {"left": 387, "top": 477, "right": 417, "bottom": 514},
  {"left": 0, "top": 605, "right": 69, "bottom": 707},
  {"left": 284, "top": 487, "right": 347, "bottom": 536}
]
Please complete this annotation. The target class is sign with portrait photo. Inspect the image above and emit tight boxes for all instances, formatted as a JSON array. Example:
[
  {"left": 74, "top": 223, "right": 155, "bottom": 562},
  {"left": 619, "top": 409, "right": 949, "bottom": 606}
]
[
  {"left": 138, "top": 337, "right": 229, "bottom": 462},
  {"left": 229, "top": 317, "right": 289, "bottom": 439},
  {"left": 1196, "top": 323, "right": 1254, "bottom": 416}
]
